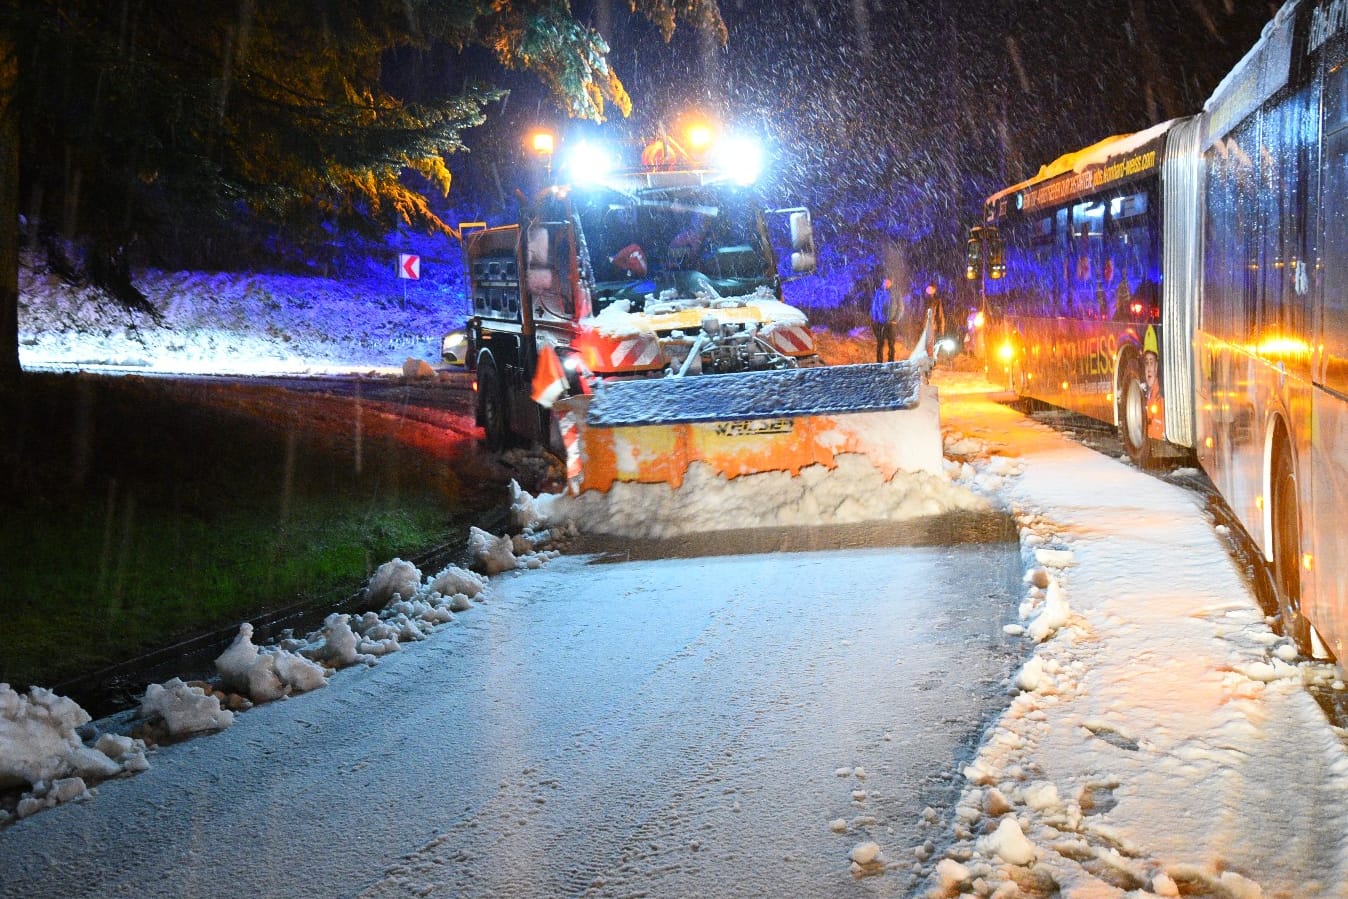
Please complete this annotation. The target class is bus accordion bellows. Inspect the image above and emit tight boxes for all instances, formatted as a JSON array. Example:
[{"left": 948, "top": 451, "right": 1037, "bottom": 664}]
[{"left": 966, "top": 0, "right": 1348, "bottom": 664}]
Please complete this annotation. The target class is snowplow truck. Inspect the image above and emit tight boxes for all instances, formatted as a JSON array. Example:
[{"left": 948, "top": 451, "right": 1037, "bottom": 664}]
[{"left": 464, "top": 131, "right": 942, "bottom": 495}]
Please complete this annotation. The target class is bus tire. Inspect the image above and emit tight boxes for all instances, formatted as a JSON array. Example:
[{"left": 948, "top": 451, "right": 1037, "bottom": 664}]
[
  {"left": 477, "top": 356, "right": 510, "bottom": 451},
  {"left": 1117, "top": 354, "right": 1153, "bottom": 467},
  {"left": 1271, "top": 444, "right": 1313, "bottom": 655}
]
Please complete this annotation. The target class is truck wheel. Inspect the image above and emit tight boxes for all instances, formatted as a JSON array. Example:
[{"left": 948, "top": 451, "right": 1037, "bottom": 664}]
[
  {"left": 1271, "top": 445, "right": 1312, "bottom": 655},
  {"left": 1117, "top": 354, "right": 1152, "bottom": 467},
  {"left": 478, "top": 358, "right": 510, "bottom": 451}
]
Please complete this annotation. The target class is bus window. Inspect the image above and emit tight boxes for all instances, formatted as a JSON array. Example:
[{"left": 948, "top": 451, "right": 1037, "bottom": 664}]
[
  {"left": 1110, "top": 192, "right": 1148, "bottom": 220},
  {"left": 1106, "top": 189, "right": 1158, "bottom": 321},
  {"left": 1323, "top": 114, "right": 1348, "bottom": 396},
  {"left": 1055, "top": 208, "right": 1070, "bottom": 315},
  {"left": 1270, "top": 87, "right": 1314, "bottom": 343},
  {"left": 1204, "top": 132, "right": 1259, "bottom": 343},
  {"left": 1262, "top": 102, "right": 1288, "bottom": 339},
  {"left": 1071, "top": 201, "right": 1106, "bottom": 318}
]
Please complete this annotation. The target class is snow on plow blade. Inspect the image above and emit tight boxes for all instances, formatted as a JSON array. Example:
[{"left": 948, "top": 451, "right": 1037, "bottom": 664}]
[{"left": 557, "top": 361, "right": 942, "bottom": 493}]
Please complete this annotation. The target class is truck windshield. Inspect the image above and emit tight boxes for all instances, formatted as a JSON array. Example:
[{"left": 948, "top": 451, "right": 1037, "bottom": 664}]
[{"left": 573, "top": 186, "right": 773, "bottom": 312}]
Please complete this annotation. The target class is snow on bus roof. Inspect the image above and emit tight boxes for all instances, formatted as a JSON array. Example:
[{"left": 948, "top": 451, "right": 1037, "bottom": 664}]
[
  {"left": 1202, "top": 0, "right": 1297, "bottom": 144},
  {"left": 987, "top": 118, "right": 1181, "bottom": 207}
]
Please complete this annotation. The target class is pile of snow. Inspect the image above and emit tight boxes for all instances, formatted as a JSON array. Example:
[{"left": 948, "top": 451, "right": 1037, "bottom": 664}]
[
  {"left": 535, "top": 455, "right": 987, "bottom": 540},
  {"left": 217, "top": 557, "right": 512, "bottom": 702},
  {"left": 0, "top": 684, "right": 150, "bottom": 821},
  {"left": 214, "top": 623, "right": 330, "bottom": 703},
  {"left": 138, "top": 679, "right": 235, "bottom": 738}
]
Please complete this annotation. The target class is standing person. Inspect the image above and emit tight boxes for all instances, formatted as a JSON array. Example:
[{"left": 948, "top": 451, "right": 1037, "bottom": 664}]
[
  {"left": 922, "top": 281, "right": 948, "bottom": 358},
  {"left": 924, "top": 282, "right": 947, "bottom": 339},
  {"left": 870, "top": 277, "right": 899, "bottom": 362}
]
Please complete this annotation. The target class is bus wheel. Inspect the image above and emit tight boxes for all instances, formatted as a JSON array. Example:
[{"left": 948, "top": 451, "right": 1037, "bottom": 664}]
[
  {"left": 478, "top": 357, "right": 510, "bottom": 451},
  {"left": 1118, "top": 355, "right": 1153, "bottom": 467},
  {"left": 1271, "top": 447, "right": 1312, "bottom": 655}
]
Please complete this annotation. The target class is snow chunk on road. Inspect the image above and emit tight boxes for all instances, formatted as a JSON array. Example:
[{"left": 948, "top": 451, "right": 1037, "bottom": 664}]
[
  {"left": 1027, "top": 579, "right": 1071, "bottom": 642},
  {"left": 468, "top": 526, "right": 519, "bottom": 574},
  {"left": 306, "top": 613, "right": 373, "bottom": 668},
  {"left": 978, "top": 817, "right": 1037, "bottom": 866},
  {"left": 365, "top": 558, "right": 422, "bottom": 608},
  {"left": 401, "top": 357, "right": 435, "bottom": 379},
  {"left": 139, "top": 678, "right": 233, "bottom": 737},
  {"left": 0, "top": 685, "right": 123, "bottom": 791},
  {"left": 1022, "top": 781, "right": 1061, "bottom": 812},
  {"left": 934, "top": 858, "right": 971, "bottom": 893},
  {"left": 1032, "top": 547, "right": 1075, "bottom": 568},
  {"left": 1015, "top": 656, "right": 1055, "bottom": 694},
  {"left": 428, "top": 563, "right": 487, "bottom": 599},
  {"left": 510, "top": 479, "right": 544, "bottom": 531},
  {"left": 215, "top": 623, "right": 330, "bottom": 702}
]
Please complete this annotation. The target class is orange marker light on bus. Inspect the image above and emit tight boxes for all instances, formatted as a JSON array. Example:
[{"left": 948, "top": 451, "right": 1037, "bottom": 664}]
[
  {"left": 997, "top": 342, "right": 1015, "bottom": 363},
  {"left": 1304, "top": 554, "right": 1314, "bottom": 571}
]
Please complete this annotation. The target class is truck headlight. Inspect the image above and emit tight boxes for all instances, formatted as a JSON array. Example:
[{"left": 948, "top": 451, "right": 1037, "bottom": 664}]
[{"left": 716, "top": 137, "right": 763, "bottom": 186}]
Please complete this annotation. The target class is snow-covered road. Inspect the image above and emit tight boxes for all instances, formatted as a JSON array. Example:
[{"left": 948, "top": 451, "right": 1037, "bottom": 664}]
[{"left": 0, "top": 518, "right": 1024, "bottom": 898}]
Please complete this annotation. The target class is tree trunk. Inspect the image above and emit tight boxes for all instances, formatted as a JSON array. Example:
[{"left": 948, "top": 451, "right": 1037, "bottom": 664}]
[{"left": 0, "top": 29, "right": 19, "bottom": 382}]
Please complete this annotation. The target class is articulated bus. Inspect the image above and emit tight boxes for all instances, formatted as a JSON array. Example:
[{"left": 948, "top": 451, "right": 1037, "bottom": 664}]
[{"left": 967, "top": 0, "right": 1348, "bottom": 662}]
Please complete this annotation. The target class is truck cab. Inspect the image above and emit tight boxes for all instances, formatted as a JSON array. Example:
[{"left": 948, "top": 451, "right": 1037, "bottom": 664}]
[{"left": 465, "top": 132, "right": 819, "bottom": 451}]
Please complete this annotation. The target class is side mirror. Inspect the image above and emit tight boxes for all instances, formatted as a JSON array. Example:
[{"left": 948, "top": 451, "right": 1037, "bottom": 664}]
[
  {"left": 526, "top": 225, "right": 554, "bottom": 293},
  {"left": 966, "top": 226, "right": 1006, "bottom": 281},
  {"left": 965, "top": 236, "right": 982, "bottom": 281},
  {"left": 789, "top": 211, "right": 816, "bottom": 274},
  {"left": 988, "top": 230, "right": 1006, "bottom": 281}
]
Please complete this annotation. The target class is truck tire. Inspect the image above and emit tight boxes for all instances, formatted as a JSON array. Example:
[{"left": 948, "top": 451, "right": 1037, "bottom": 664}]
[
  {"left": 1117, "top": 354, "right": 1152, "bottom": 468},
  {"left": 477, "top": 357, "right": 510, "bottom": 451}
]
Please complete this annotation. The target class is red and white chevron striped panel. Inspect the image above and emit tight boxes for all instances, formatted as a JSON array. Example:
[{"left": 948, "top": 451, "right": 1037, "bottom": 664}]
[
  {"left": 559, "top": 411, "right": 583, "bottom": 491},
  {"left": 610, "top": 337, "right": 662, "bottom": 369},
  {"left": 765, "top": 323, "right": 814, "bottom": 356}
]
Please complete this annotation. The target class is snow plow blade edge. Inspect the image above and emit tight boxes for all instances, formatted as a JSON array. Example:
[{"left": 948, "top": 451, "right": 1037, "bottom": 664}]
[{"left": 557, "top": 361, "right": 942, "bottom": 492}]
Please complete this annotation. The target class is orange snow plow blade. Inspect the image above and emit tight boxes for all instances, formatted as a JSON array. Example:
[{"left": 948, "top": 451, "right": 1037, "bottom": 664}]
[{"left": 555, "top": 362, "right": 941, "bottom": 493}]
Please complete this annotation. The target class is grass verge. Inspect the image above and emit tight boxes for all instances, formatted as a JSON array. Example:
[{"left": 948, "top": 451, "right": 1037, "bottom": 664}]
[{"left": 0, "top": 372, "right": 496, "bottom": 690}]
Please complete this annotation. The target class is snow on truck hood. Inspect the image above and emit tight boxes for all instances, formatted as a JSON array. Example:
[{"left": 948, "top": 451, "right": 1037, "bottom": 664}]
[{"left": 584, "top": 288, "right": 808, "bottom": 339}]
